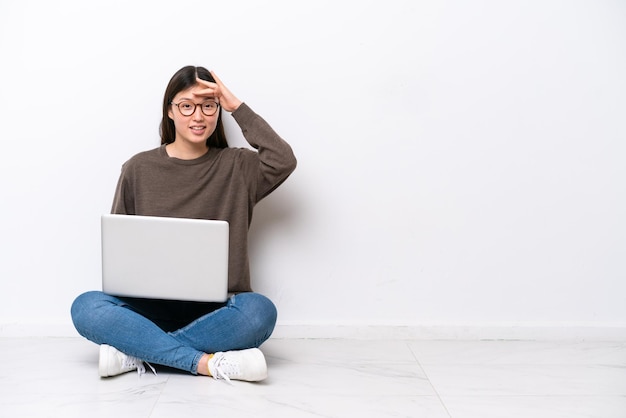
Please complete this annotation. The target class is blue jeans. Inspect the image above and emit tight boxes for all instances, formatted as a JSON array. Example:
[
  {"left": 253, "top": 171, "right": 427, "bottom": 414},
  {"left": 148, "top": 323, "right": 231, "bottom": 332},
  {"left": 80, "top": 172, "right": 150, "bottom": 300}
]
[{"left": 70, "top": 291, "right": 277, "bottom": 374}]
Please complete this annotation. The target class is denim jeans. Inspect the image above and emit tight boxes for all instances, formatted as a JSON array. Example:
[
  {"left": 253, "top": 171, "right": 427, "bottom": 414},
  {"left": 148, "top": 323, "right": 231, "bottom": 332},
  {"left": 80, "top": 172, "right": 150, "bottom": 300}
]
[{"left": 70, "top": 291, "right": 277, "bottom": 374}]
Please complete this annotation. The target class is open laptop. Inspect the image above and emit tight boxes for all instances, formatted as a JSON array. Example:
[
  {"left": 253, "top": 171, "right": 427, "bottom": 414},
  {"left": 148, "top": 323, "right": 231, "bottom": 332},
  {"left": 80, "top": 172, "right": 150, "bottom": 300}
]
[{"left": 101, "top": 214, "right": 229, "bottom": 302}]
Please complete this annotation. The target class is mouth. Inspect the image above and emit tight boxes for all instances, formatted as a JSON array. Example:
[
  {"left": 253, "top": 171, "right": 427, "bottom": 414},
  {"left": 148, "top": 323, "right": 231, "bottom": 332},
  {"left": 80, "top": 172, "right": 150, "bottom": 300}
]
[{"left": 190, "top": 125, "right": 206, "bottom": 134}]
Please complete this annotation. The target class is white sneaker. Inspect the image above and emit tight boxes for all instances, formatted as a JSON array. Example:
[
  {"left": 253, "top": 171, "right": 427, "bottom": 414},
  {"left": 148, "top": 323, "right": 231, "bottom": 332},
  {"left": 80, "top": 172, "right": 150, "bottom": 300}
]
[
  {"left": 208, "top": 348, "right": 267, "bottom": 383},
  {"left": 99, "top": 344, "right": 154, "bottom": 377}
]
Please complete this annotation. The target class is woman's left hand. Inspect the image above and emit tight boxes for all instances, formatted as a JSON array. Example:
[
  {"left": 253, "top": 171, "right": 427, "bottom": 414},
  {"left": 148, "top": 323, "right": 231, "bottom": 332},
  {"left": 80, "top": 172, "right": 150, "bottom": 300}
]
[{"left": 195, "top": 71, "right": 242, "bottom": 113}]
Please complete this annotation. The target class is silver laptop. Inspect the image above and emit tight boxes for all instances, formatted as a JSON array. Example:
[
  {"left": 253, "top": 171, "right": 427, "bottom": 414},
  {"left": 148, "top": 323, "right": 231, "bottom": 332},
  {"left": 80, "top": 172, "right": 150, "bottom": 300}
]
[{"left": 101, "top": 214, "right": 229, "bottom": 302}]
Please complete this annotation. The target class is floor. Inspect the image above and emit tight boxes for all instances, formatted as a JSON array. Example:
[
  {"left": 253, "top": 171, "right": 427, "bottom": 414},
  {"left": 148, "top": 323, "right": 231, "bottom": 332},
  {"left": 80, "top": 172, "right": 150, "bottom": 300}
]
[{"left": 0, "top": 337, "right": 624, "bottom": 417}]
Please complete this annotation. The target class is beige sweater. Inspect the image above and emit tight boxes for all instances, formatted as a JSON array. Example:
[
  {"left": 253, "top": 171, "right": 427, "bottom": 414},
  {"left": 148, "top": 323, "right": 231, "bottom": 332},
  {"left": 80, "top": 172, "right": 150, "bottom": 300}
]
[{"left": 111, "top": 103, "right": 297, "bottom": 293}]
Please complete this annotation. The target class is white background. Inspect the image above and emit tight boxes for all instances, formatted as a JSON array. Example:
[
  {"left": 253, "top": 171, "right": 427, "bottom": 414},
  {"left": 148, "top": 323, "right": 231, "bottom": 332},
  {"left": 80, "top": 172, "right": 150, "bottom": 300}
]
[{"left": 1, "top": 0, "right": 624, "bottom": 336}]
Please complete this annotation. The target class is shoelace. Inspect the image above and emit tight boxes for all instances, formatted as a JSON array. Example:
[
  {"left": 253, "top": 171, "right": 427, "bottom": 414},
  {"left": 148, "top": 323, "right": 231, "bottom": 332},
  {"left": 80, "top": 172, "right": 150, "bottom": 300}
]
[
  {"left": 210, "top": 353, "right": 239, "bottom": 385},
  {"left": 123, "top": 355, "right": 157, "bottom": 377}
]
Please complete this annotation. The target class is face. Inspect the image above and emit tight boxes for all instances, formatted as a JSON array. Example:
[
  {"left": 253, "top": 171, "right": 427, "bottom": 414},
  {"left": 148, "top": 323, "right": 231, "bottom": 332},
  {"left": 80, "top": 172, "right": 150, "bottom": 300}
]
[{"left": 168, "top": 84, "right": 219, "bottom": 148}]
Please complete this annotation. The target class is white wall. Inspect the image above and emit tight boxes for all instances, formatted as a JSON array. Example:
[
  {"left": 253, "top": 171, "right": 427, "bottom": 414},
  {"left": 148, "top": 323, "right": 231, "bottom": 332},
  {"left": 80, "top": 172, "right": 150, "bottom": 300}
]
[{"left": 1, "top": 0, "right": 625, "bottom": 338}]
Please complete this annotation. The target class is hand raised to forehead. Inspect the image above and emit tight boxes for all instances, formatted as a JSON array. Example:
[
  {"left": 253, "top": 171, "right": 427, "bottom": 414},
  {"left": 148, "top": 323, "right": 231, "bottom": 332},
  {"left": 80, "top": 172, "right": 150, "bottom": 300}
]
[{"left": 195, "top": 71, "right": 242, "bottom": 113}]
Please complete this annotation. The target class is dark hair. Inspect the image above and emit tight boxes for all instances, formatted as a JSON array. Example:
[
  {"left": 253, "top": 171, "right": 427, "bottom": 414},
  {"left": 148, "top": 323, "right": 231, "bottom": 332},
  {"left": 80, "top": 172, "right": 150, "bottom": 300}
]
[{"left": 159, "top": 66, "right": 228, "bottom": 148}]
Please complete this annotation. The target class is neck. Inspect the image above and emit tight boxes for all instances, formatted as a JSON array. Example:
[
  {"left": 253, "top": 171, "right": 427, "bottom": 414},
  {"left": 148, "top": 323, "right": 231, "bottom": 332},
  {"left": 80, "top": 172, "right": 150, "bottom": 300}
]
[{"left": 165, "top": 141, "right": 209, "bottom": 160}]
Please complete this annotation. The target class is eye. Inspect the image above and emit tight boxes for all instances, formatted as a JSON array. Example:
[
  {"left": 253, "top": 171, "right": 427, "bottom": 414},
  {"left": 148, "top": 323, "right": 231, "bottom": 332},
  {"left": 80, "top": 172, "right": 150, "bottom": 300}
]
[
  {"left": 180, "top": 102, "right": 193, "bottom": 110},
  {"left": 203, "top": 102, "right": 217, "bottom": 109}
]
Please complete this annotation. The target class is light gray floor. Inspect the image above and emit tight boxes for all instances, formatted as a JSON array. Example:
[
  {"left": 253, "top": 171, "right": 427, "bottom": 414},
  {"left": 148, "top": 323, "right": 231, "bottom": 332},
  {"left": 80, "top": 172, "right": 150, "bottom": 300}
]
[{"left": 0, "top": 337, "right": 624, "bottom": 417}]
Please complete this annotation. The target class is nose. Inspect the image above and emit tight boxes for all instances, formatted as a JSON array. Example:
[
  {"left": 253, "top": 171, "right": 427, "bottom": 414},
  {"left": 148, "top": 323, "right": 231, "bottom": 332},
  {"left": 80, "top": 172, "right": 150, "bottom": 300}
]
[{"left": 192, "top": 105, "right": 204, "bottom": 120}]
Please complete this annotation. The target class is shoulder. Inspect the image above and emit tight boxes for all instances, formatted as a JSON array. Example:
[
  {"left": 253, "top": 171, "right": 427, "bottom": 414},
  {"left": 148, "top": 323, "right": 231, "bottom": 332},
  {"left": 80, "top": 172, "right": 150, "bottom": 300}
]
[
  {"left": 122, "top": 146, "right": 163, "bottom": 167},
  {"left": 216, "top": 146, "right": 258, "bottom": 164}
]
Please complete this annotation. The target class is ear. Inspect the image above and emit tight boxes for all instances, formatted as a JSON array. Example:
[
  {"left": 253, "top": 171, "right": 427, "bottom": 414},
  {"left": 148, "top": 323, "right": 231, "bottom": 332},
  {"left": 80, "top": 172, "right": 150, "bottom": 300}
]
[{"left": 168, "top": 108, "right": 174, "bottom": 120}]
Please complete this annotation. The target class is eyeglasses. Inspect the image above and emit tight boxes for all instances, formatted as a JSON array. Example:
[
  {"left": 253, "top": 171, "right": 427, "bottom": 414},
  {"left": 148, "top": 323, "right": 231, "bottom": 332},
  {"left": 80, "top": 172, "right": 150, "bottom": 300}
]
[{"left": 171, "top": 100, "right": 219, "bottom": 116}]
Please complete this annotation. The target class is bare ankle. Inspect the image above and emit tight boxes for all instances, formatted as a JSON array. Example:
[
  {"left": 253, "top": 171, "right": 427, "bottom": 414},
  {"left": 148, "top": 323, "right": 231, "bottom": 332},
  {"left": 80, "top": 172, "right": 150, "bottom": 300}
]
[{"left": 197, "top": 353, "right": 214, "bottom": 376}]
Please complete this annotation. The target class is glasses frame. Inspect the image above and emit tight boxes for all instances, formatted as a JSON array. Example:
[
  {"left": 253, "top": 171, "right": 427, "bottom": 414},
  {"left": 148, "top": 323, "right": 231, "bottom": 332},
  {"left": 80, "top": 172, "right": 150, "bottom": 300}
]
[{"left": 171, "top": 99, "right": 220, "bottom": 117}]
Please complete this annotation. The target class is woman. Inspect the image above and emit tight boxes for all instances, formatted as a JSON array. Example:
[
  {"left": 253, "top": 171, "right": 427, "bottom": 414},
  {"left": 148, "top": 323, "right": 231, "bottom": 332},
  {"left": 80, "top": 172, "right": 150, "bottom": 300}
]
[{"left": 71, "top": 66, "right": 297, "bottom": 382}]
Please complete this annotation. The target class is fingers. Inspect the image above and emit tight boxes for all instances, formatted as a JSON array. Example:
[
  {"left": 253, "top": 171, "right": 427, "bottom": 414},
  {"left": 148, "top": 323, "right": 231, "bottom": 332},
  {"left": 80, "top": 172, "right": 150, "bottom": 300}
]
[
  {"left": 196, "top": 71, "right": 223, "bottom": 90},
  {"left": 209, "top": 70, "right": 224, "bottom": 86},
  {"left": 194, "top": 77, "right": 218, "bottom": 99},
  {"left": 196, "top": 72, "right": 242, "bottom": 112}
]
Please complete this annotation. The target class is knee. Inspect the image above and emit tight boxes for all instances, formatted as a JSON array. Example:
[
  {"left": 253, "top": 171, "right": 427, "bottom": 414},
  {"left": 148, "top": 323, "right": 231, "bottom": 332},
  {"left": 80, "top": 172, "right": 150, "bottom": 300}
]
[
  {"left": 233, "top": 293, "right": 277, "bottom": 340},
  {"left": 70, "top": 291, "right": 109, "bottom": 332}
]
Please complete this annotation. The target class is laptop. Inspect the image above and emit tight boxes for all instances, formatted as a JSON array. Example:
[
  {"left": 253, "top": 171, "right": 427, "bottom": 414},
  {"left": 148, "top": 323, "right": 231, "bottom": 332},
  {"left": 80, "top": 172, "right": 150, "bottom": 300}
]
[{"left": 101, "top": 214, "right": 229, "bottom": 302}]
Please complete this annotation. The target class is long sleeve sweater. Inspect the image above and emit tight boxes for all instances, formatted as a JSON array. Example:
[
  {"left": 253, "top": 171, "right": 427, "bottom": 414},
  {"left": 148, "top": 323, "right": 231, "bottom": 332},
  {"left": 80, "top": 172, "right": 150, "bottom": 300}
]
[{"left": 110, "top": 103, "right": 297, "bottom": 293}]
